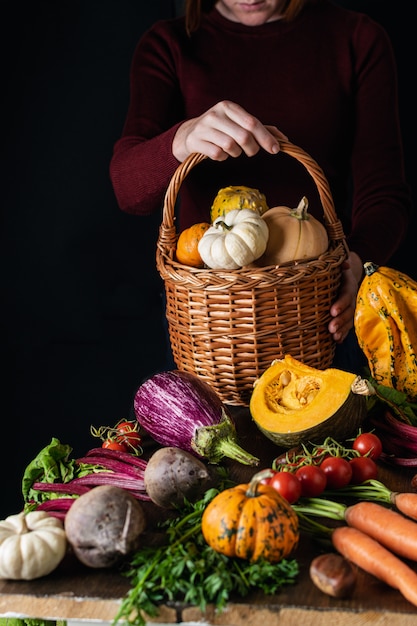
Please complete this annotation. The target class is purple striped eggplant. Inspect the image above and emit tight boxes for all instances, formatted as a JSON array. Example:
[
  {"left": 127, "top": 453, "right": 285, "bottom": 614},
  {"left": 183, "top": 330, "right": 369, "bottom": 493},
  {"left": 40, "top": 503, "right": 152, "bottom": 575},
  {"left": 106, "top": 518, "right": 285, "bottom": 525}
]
[{"left": 133, "top": 370, "right": 259, "bottom": 466}]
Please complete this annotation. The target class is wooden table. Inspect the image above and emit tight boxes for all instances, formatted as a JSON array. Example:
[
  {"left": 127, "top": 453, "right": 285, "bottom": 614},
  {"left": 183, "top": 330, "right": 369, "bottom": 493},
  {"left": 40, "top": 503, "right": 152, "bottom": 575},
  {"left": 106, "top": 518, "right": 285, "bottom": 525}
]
[{"left": 2, "top": 408, "right": 417, "bottom": 625}]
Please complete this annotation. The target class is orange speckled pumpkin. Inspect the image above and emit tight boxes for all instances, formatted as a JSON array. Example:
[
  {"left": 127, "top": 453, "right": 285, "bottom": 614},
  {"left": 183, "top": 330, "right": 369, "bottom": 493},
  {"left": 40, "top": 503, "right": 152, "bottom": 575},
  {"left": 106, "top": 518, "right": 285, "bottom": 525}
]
[
  {"left": 175, "top": 222, "right": 211, "bottom": 267},
  {"left": 201, "top": 471, "right": 299, "bottom": 563}
]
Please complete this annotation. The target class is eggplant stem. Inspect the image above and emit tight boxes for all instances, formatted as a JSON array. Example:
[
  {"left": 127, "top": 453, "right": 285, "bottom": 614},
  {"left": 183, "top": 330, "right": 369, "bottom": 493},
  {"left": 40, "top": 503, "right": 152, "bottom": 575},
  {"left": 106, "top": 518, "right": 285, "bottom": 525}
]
[{"left": 191, "top": 409, "right": 260, "bottom": 466}]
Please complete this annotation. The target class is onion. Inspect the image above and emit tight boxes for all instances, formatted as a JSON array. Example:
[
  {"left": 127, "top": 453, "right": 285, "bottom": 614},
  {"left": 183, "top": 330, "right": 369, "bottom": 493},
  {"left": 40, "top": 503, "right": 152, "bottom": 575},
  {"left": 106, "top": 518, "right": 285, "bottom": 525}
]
[{"left": 134, "top": 370, "right": 259, "bottom": 466}]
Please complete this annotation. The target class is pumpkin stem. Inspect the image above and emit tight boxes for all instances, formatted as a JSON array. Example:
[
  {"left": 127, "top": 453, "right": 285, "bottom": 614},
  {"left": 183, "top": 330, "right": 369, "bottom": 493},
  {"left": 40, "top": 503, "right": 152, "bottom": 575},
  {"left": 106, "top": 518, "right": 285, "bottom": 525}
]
[
  {"left": 290, "top": 196, "right": 310, "bottom": 221},
  {"left": 363, "top": 261, "right": 379, "bottom": 276},
  {"left": 214, "top": 220, "right": 233, "bottom": 232},
  {"left": 191, "top": 409, "right": 260, "bottom": 466},
  {"left": 246, "top": 469, "right": 274, "bottom": 497}
]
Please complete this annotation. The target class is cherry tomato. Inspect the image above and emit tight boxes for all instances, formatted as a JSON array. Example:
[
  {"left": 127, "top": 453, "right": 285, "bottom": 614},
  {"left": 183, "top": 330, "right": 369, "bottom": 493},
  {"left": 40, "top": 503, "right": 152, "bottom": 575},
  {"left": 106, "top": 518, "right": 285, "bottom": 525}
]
[
  {"left": 352, "top": 432, "right": 383, "bottom": 460},
  {"left": 268, "top": 471, "right": 302, "bottom": 504},
  {"left": 295, "top": 465, "right": 327, "bottom": 497},
  {"left": 102, "top": 439, "right": 129, "bottom": 452},
  {"left": 319, "top": 456, "right": 353, "bottom": 489},
  {"left": 115, "top": 420, "right": 142, "bottom": 449},
  {"left": 349, "top": 456, "right": 378, "bottom": 484}
]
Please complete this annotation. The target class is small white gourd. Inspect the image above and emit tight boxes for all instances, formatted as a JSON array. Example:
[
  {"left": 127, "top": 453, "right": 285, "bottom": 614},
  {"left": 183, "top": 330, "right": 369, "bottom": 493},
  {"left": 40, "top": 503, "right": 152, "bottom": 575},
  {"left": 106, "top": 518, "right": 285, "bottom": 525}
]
[
  {"left": 0, "top": 510, "right": 67, "bottom": 580},
  {"left": 198, "top": 208, "right": 269, "bottom": 269}
]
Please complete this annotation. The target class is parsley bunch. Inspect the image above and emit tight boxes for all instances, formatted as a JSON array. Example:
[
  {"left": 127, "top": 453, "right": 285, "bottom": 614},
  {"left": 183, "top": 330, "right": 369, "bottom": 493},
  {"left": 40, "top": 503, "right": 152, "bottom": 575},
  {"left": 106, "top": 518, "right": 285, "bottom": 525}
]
[{"left": 113, "top": 487, "right": 299, "bottom": 626}]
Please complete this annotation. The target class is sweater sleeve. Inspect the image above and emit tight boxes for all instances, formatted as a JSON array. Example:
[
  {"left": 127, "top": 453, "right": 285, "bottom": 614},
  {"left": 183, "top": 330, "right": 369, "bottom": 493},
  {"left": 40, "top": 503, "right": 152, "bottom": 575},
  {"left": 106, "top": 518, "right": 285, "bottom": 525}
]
[
  {"left": 345, "top": 15, "right": 411, "bottom": 264},
  {"left": 109, "top": 21, "right": 185, "bottom": 216}
]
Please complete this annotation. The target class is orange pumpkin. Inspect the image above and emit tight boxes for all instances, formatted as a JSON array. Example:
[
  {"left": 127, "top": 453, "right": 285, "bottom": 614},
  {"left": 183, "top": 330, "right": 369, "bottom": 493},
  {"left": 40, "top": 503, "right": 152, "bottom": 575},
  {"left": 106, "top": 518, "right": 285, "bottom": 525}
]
[
  {"left": 175, "top": 222, "right": 211, "bottom": 267},
  {"left": 201, "top": 471, "right": 299, "bottom": 563}
]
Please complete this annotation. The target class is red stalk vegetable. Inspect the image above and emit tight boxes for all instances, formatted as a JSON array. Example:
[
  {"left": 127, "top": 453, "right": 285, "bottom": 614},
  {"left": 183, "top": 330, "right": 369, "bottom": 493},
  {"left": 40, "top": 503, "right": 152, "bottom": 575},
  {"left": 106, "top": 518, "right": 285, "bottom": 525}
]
[
  {"left": 134, "top": 370, "right": 259, "bottom": 466},
  {"left": 23, "top": 439, "right": 151, "bottom": 518},
  {"left": 370, "top": 410, "right": 417, "bottom": 465},
  {"left": 81, "top": 447, "right": 148, "bottom": 470},
  {"left": 36, "top": 498, "right": 75, "bottom": 521},
  {"left": 76, "top": 456, "right": 145, "bottom": 477}
]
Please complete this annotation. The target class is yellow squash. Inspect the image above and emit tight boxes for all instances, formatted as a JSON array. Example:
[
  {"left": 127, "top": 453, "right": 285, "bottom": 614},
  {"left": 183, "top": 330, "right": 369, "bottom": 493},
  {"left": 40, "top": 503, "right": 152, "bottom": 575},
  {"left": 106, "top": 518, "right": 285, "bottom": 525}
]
[
  {"left": 354, "top": 261, "right": 417, "bottom": 401},
  {"left": 210, "top": 185, "right": 269, "bottom": 223}
]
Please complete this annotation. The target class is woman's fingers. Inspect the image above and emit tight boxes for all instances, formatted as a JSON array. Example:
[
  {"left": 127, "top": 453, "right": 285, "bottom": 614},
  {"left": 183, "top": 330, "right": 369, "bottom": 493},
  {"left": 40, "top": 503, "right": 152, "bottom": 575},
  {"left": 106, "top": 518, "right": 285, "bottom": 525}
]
[{"left": 173, "top": 100, "right": 284, "bottom": 161}]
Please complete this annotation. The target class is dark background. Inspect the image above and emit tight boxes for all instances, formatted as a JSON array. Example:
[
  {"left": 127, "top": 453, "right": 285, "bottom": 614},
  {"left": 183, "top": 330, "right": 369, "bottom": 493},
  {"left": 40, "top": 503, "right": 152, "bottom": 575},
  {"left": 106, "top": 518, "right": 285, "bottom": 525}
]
[{"left": 2, "top": 1, "right": 414, "bottom": 518}]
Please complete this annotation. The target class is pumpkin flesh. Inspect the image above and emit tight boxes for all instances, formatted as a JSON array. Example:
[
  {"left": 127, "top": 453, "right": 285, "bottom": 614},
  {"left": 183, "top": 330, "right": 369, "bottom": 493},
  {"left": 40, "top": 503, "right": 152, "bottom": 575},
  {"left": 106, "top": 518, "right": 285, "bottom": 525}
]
[{"left": 250, "top": 354, "right": 367, "bottom": 447}]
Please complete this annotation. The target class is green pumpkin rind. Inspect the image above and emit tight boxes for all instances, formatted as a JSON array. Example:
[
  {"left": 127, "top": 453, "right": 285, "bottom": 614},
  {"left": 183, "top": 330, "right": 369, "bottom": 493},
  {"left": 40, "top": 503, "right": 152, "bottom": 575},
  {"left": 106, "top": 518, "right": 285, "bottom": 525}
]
[{"left": 254, "top": 391, "right": 367, "bottom": 448}]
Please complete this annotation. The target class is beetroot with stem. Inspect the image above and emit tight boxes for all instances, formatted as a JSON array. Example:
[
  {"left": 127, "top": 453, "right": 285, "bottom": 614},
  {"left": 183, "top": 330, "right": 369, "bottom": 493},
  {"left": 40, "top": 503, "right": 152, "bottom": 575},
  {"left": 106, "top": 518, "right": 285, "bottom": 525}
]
[{"left": 134, "top": 370, "right": 259, "bottom": 466}]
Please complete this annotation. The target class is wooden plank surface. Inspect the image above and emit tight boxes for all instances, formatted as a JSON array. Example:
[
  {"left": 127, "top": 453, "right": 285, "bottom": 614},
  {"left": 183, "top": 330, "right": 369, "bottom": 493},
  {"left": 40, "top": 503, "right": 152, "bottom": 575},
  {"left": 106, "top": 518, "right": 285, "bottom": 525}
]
[{"left": 1, "top": 408, "right": 417, "bottom": 624}]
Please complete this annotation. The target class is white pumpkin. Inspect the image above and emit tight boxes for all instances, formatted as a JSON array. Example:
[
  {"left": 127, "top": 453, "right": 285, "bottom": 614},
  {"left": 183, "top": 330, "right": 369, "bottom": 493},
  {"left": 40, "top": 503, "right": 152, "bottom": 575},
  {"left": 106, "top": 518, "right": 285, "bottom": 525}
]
[
  {"left": 198, "top": 208, "right": 269, "bottom": 269},
  {"left": 0, "top": 510, "right": 67, "bottom": 580}
]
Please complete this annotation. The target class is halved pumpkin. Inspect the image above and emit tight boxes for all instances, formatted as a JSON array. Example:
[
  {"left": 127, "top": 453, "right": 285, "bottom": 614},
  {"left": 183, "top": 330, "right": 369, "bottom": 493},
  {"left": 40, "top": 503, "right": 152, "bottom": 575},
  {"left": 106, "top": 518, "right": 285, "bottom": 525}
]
[{"left": 250, "top": 354, "right": 369, "bottom": 447}]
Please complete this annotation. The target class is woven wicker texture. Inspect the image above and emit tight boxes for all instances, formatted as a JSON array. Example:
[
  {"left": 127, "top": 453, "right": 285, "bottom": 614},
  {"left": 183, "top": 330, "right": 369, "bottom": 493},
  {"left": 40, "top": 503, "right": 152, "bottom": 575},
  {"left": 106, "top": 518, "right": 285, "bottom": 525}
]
[{"left": 156, "top": 140, "right": 349, "bottom": 406}]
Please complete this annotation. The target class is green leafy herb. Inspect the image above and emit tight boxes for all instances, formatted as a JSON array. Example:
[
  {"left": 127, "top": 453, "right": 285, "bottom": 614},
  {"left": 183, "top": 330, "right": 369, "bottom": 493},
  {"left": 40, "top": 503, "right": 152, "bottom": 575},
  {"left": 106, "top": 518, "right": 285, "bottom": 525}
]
[
  {"left": 366, "top": 378, "right": 417, "bottom": 425},
  {"left": 113, "top": 487, "right": 299, "bottom": 626}
]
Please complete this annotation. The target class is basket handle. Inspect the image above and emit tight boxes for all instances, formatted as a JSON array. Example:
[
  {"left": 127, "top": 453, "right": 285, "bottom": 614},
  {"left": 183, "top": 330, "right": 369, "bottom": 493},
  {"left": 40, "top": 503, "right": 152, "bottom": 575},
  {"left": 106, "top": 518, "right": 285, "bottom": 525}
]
[{"left": 158, "top": 140, "right": 347, "bottom": 258}]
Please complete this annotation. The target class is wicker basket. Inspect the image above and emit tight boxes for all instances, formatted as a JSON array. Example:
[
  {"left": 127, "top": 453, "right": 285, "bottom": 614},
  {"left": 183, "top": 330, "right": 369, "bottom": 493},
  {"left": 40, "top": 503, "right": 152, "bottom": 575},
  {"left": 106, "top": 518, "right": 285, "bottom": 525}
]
[{"left": 156, "top": 140, "right": 348, "bottom": 406}]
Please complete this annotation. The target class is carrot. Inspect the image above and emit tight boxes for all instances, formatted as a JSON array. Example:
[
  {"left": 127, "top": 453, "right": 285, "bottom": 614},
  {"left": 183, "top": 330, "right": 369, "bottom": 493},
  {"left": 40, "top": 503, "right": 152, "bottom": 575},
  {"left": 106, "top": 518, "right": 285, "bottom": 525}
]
[
  {"left": 391, "top": 491, "right": 417, "bottom": 521},
  {"left": 344, "top": 501, "right": 417, "bottom": 562},
  {"left": 295, "top": 496, "right": 417, "bottom": 561},
  {"left": 332, "top": 526, "right": 417, "bottom": 608}
]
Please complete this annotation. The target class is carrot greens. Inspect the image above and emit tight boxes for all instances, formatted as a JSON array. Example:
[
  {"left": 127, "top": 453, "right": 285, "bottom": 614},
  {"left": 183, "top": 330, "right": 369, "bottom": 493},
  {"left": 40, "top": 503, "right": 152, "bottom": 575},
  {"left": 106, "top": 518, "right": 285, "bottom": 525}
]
[{"left": 113, "top": 486, "right": 299, "bottom": 626}]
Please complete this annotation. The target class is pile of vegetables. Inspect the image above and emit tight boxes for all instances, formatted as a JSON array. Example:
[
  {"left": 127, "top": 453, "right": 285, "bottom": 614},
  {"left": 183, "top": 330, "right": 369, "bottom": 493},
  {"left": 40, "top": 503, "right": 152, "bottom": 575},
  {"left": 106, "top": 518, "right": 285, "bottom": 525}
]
[{"left": 5, "top": 356, "right": 417, "bottom": 620}]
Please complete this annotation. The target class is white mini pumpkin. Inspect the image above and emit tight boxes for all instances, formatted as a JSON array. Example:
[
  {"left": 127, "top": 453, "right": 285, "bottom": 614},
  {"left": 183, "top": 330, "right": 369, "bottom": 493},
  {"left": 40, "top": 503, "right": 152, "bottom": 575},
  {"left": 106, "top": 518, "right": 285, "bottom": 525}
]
[
  {"left": 198, "top": 208, "right": 269, "bottom": 269},
  {"left": 0, "top": 510, "right": 67, "bottom": 580}
]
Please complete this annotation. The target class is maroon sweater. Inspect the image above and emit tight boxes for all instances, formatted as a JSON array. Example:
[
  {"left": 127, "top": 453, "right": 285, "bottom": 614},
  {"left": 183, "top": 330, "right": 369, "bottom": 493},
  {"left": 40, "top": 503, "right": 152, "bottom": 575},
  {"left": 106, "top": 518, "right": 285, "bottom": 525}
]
[{"left": 110, "top": 2, "right": 411, "bottom": 265}]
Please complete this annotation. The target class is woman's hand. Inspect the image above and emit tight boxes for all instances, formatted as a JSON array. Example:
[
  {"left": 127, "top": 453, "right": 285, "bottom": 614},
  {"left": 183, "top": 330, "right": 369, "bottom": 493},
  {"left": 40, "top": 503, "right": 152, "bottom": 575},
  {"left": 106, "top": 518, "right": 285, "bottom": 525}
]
[
  {"left": 328, "top": 252, "right": 363, "bottom": 344},
  {"left": 172, "top": 100, "right": 287, "bottom": 162}
]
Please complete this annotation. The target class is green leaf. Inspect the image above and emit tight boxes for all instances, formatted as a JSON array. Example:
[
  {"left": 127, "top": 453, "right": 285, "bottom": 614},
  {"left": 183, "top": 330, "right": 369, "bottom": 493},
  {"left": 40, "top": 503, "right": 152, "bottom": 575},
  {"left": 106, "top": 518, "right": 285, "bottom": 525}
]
[
  {"left": 21, "top": 438, "right": 77, "bottom": 505},
  {"left": 367, "top": 378, "right": 417, "bottom": 425}
]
